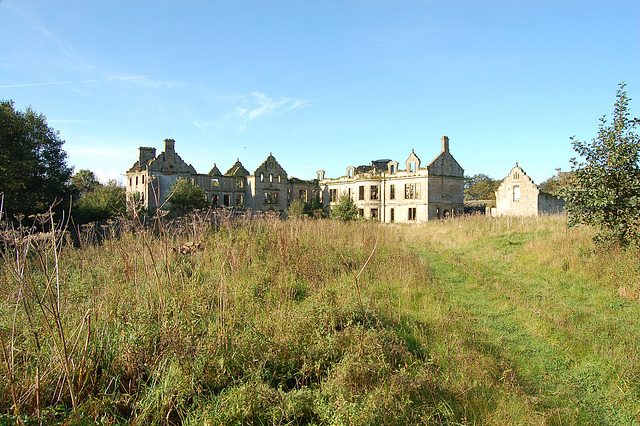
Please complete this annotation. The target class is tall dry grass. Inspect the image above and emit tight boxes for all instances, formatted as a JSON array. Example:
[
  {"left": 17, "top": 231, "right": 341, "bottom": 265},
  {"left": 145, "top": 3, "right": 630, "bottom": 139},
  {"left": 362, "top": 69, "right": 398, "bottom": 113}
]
[{"left": 1, "top": 211, "right": 638, "bottom": 424}]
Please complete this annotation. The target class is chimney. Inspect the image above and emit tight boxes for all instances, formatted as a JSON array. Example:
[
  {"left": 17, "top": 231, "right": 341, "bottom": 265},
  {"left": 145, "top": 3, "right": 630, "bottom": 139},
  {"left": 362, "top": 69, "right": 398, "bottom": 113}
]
[
  {"left": 139, "top": 147, "right": 156, "bottom": 165},
  {"left": 164, "top": 138, "right": 175, "bottom": 152},
  {"left": 441, "top": 136, "right": 449, "bottom": 153}
]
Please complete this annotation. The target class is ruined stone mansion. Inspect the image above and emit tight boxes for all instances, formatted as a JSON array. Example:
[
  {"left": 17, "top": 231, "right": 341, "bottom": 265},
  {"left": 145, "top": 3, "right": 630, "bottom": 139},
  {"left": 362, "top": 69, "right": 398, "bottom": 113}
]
[{"left": 126, "top": 136, "right": 465, "bottom": 223}]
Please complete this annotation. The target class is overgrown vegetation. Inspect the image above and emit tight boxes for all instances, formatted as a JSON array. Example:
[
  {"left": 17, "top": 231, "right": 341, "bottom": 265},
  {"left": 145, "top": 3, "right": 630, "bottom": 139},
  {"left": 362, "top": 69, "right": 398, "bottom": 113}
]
[
  {"left": 1, "top": 211, "right": 638, "bottom": 424},
  {"left": 563, "top": 82, "right": 640, "bottom": 247},
  {"left": 330, "top": 193, "right": 358, "bottom": 221}
]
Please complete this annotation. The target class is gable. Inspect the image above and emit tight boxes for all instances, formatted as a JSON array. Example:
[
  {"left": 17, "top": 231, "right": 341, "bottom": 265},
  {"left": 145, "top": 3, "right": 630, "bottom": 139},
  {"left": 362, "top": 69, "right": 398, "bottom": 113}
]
[{"left": 427, "top": 151, "right": 464, "bottom": 177}]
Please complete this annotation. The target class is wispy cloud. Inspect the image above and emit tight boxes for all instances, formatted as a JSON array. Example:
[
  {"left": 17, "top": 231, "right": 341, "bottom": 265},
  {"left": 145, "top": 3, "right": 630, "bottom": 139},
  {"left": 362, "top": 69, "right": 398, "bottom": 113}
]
[
  {"left": 0, "top": 75, "right": 182, "bottom": 90},
  {"left": 194, "top": 92, "right": 309, "bottom": 133}
]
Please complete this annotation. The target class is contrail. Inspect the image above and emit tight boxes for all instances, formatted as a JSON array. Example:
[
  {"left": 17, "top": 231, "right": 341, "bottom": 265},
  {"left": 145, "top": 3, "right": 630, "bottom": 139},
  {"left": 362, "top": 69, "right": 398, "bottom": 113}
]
[{"left": 0, "top": 81, "right": 72, "bottom": 89}]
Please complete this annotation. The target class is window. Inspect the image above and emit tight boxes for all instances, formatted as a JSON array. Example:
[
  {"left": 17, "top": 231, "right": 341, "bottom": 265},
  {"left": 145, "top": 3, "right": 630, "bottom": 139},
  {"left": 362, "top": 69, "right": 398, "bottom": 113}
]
[
  {"left": 278, "top": 175, "right": 282, "bottom": 183},
  {"left": 408, "top": 207, "right": 417, "bottom": 221},
  {"left": 409, "top": 162, "right": 416, "bottom": 172},
  {"left": 513, "top": 185, "right": 520, "bottom": 202},
  {"left": 358, "top": 186, "right": 365, "bottom": 200},
  {"left": 389, "top": 184, "right": 395, "bottom": 200},
  {"left": 236, "top": 194, "right": 244, "bottom": 206},
  {"left": 142, "top": 175, "right": 145, "bottom": 184},
  {"left": 358, "top": 209, "right": 364, "bottom": 217},
  {"left": 236, "top": 179, "right": 244, "bottom": 189},
  {"left": 405, "top": 183, "right": 420, "bottom": 199},
  {"left": 390, "top": 164, "right": 396, "bottom": 174},
  {"left": 514, "top": 172, "right": 520, "bottom": 179},
  {"left": 264, "top": 191, "right": 279, "bottom": 204},
  {"left": 299, "top": 189, "right": 308, "bottom": 202},
  {"left": 211, "top": 193, "right": 219, "bottom": 206},
  {"left": 370, "top": 185, "right": 379, "bottom": 200},
  {"left": 390, "top": 208, "right": 395, "bottom": 222},
  {"left": 260, "top": 173, "right": 264, "bottom": 182},
  {"left": 269, "top": 174, "right": 273, "bottom": 183},
  {"left": 348, "top": 168, "right": 354, "bottom": 178},
  {"left": 330, "top": 188, "right": 338, "bottom": 202},
  {"left": 370, "top": 208, "right": 379, "bottom": 220},
  {"left": 129, "top": 178, "right": 132, "bottom": 186},
  {"left": 135, "top": 176, "right": 139, "bottom": 185},
  {"left": 212, "top": 178, "right": 219, "bottom": 187},
  {"left": 223, "top": 194, "right": 231, "bottom": 206}
]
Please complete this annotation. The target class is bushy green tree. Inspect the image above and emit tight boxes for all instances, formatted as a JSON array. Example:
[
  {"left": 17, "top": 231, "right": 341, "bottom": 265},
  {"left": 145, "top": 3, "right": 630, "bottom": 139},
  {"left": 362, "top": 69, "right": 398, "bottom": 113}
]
[
  {"left": 464, "top": 174, "right": 500, "bottom": 201},
  {"left": 563, "top": 83, "right": 640, "bottom": 246},
  {"left": 73, "top": 179, "right": 126, "bottom": 224},
  {"left": 166, "top": 177, "right": 207, "bottom": 215},
  {"left": 0, "top": 100, "right": 73, "bottom": 218},
  {"left": 71, "top": 169, "right": 100, "bottom": 196},
  {"left": 330, "top": 193, "right": 358, "bottom": 221}
]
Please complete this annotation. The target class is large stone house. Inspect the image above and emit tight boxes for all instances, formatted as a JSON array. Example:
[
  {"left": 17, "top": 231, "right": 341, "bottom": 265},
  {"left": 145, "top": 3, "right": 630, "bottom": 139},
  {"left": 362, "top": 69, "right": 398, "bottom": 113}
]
[
  {"left": 126, "top": 139, "right": 318, "bottom": 215},
  {"left": 492, "top": 164, "right": 564, "bottom": 217},
  {"left": 126, "top": 136, "right": 465, "bottom": 221},
  {"left": 317, "top": 136, "right": 465, "bottom": 223}
]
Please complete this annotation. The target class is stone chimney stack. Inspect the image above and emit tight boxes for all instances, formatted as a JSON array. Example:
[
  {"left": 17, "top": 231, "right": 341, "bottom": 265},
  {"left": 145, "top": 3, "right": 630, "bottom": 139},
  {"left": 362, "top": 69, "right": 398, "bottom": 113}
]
[
  {"left": 164, "top": 138, "right": 176, "bottom": 152},
  {"left": 139, "top": 147, "right": 156, "bottom": 165},
  {"left": 441, "top": 136, "right": 449, "bottom": 153}
]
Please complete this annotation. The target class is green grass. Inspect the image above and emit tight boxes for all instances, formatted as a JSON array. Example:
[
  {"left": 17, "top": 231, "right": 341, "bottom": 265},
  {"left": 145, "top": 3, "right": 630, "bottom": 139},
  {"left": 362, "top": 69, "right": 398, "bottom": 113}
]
[{"left": 1, "top": 213, "right": 639, "bottom": 424}]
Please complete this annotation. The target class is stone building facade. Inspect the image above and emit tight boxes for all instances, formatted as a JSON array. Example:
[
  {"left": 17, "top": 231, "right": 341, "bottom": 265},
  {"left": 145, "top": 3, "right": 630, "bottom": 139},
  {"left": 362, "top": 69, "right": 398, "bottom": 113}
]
[
  {"left": 492, "top": 164, "right": 565, "bottom": 217},
  {"left": 317, "top": 136, "right": 465, "bottom": 223},
  {"left": 126, "top": 136, "right": 465, "bottom": 221},
  {"left": 126, "top": 139, "right": 318, "bottom": 215}
]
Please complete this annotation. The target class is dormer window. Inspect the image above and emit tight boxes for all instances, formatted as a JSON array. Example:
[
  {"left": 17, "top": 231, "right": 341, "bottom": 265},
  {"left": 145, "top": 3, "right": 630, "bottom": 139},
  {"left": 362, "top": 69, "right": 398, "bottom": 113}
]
[
  {"left": 409, "top": 162, "right": 416, "bottom": 172},
  {"left": 390, "top": 164, "right": 396, "bottom": 174}
]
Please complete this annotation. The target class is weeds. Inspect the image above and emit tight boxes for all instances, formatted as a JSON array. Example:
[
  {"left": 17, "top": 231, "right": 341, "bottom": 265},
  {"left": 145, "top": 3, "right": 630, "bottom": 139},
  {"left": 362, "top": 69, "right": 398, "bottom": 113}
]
[{"left": 1, "top": 211, "right": 638, "bottom": 424}]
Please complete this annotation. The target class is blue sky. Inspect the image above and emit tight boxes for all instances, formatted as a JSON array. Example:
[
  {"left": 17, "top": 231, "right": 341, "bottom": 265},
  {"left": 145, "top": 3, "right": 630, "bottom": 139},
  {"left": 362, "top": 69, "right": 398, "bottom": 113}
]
[{"left": 1, "top": 0, "right": 638, "bottom": 185}]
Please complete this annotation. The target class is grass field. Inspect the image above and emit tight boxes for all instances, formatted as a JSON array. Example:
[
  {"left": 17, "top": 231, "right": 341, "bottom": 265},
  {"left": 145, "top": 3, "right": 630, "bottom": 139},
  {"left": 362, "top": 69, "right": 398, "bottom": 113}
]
[{"left": 1, "top": 213, "right": 638, "bottom": 424}]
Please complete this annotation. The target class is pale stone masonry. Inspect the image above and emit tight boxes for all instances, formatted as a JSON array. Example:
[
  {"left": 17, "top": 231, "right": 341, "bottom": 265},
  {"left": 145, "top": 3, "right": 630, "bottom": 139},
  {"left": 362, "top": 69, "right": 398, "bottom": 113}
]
[
  {"left": 126, "top": 136, "right": 465, "bottom": 221},
  {"left": 126, "top": 139, "right": 318, "bottom": 214},
  {"left": 317, "top": 136, "right": 465, "bottom": 223},
  {"left": 492, "top": 164, "right": 564, "bottom": 217}
]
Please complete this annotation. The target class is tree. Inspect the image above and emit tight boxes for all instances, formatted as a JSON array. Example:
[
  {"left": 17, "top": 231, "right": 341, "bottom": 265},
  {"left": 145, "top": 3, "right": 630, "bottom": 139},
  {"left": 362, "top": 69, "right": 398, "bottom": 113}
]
[
  {"left": 464, "top": 174, "right": 500, "bottom": 201},
  {"left": 0, "top": 100, "right": 73, "bottom": 218},
  {"left": 73, "top": 179, "right": 126, "bottom": 224},
  {"left": 166, "top": 177, "right": 207, "bottom": 215},
  {"left": 563, "top": 83, "right": 640, "bottom": 246},
  {"left": 330, "top": 193, "right": 358, "bottom": 221},
  {"left": 539, "top": 169, "right": 572, "bottom": 197},
  {"left": 71, "top": 169, "right": 100, "bottom": 196}
]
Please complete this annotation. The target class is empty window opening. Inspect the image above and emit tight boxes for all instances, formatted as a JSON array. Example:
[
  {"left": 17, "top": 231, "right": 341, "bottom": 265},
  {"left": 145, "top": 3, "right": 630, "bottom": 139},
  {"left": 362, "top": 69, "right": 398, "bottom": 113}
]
[
  {"left": 370, "top": 185, "right": 379, "bottom": 200},
  {"left": 390, "top": 208, "right": 395, "bottom": 222},
  {"left": 513, "top": 185, "right": 520, "bottom": 202},
  {"left": 358, "top": 186, "right": 365, "bottom": 200},
  {"left": 264, "top": 191, "right": 279, "bottom": 204},
  {"left": 408, "top": 207, "right": 417, "bottom": 221}
]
